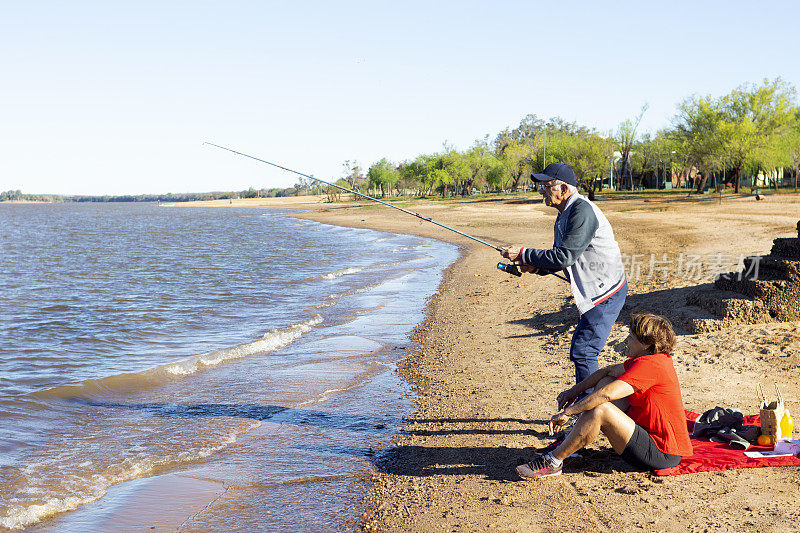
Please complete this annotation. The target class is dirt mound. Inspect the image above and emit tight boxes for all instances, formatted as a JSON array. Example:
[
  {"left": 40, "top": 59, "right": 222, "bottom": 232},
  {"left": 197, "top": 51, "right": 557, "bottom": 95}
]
[{"left": 687, "top": 220, "right": 800, "bottom": 332}]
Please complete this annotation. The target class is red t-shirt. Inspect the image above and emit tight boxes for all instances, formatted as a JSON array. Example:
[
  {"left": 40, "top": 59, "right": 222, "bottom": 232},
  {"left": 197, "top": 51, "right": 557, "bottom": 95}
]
[{"left": 619, "top": 353, "right": 693, "bottom": 456}]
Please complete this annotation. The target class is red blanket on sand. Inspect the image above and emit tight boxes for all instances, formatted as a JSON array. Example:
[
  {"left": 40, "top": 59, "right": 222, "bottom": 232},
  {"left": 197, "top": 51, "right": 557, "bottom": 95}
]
[{"left": 654, "top": 411, "right": 800, "bottom": 476}]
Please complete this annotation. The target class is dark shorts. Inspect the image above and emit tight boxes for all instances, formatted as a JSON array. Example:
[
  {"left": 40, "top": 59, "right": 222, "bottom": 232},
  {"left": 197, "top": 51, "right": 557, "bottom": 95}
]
[{"left": 620, "top": 425, "right": 682, "bottom": 470}]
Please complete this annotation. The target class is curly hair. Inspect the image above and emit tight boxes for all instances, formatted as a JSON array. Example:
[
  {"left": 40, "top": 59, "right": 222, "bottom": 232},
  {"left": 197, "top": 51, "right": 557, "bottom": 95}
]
[{"left": 630, "top": 312, "right": 676, "bottom": 355}]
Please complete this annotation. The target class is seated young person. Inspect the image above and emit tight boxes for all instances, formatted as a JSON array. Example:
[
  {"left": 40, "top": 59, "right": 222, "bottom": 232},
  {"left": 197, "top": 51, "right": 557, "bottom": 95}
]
[{"left": 517, "top": 312, "right": 693, "bottom": 479}]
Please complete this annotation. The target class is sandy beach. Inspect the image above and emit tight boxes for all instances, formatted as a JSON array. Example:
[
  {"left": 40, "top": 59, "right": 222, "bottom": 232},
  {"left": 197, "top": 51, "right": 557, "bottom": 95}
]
[{"left": 166, "top": 193, "right": 800, "bottom": 531}]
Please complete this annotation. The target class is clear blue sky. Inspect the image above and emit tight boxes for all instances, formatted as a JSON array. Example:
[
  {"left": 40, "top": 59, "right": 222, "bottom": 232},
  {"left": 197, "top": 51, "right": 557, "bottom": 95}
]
[{"left": 2, "top": 1, "right": 798, "bottom": 195}]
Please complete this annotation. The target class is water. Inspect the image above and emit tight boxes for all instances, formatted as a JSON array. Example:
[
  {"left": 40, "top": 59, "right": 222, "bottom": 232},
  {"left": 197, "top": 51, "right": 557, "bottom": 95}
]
[{"left": 0, "top": 203, "right": 458, "bottom": 531}]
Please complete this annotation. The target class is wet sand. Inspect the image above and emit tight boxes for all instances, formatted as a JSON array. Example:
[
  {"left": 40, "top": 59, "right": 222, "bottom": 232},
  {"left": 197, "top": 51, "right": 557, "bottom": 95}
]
[
  {"left": 38, "top": 473, "right": 225, "bottom": 532},
  {"left": 175, "top": 193, "right": 800, "bottom": 531}
]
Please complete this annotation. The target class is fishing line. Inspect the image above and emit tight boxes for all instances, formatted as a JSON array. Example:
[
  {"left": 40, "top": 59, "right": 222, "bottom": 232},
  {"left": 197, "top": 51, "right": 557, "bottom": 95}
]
[{"left": 204, "top": 142, "right": 568, "bottom": 282}]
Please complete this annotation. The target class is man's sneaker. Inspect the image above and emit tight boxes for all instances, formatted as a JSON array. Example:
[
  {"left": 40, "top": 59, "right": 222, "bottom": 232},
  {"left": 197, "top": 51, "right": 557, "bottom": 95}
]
[{"left": 515, "top": 454, "right": 562, "bottom": 480}]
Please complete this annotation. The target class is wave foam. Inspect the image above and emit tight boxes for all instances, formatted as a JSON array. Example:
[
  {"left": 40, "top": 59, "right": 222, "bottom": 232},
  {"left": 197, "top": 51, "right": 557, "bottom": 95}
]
[
  {"left": 0, "top": 422, "right": 258, "bottom": 530},
  {"left": 32, "top": 316, "right": 323, "bottom": 400},
  {"left": 320, "top": 267, "right": 363, "bottom": 280},
  {"left": 164, "top": 315, "right": 322, "bottom": 376}
]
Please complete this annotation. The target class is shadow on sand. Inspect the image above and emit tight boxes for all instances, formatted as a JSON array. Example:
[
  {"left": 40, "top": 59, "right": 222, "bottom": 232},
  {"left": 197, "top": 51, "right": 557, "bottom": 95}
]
[
  {"left": 74, "top": 399, "right": 592, "bottom": 478},
  {"left": 506, "top": 283, "right": 716, "bottom": 339},
  {"left": 75, "top": 398, "right": 551, "bottom": 436},
  {"left": 376, "top": 443, "right": 636, "bottom": 481}
]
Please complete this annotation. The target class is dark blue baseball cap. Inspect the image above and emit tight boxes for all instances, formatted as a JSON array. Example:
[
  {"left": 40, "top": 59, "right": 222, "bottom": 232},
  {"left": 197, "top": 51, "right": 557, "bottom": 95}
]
[{"left": 532, "top": 163, "right": 577, "bottom": 187}]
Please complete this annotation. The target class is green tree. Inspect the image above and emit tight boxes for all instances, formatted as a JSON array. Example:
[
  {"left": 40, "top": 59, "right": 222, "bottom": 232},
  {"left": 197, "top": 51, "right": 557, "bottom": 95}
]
[
  {"left": 431, "top": 167, "right": 453, "bottom": 197},
  {"left": 485, "top": 157, "right": 508, "bottom": 191},
  {"left": 498, "top": 139, "right": 535, "bottom": 191},
  {"left": 671, "top": 94, "right": 723, "bottom": 191},
  {"left": 463, "top": 138, "right": 496, "bottom": 194},
  {"left": 571, "top": 135, "right": 613, "bottom": 199},
  {"left": 510, "top": 114, "right": 546, "bottom": 141},
  {"left": 367, "top": 158, "right": 399, "bottom": 198},
  {"left": 717, "top": 78, "right": 796, "bottom": 192},
  {"left": 399, "top": 154, "right": 435, "bottom": 196},
  {"left": 419, "top": 155, "right": 442, "bottom": 196},
  {"left": 396, "top": 161, "right": 419, "bottom": 197},
  {"left": 650, "top": 132, "right": 681, "bottom": 189},
  {"left": 441, "top": 148, "right": 471, "bottom": 196},
  {"left": 785, "top": 110, "right": 800, "bottom": 191}
]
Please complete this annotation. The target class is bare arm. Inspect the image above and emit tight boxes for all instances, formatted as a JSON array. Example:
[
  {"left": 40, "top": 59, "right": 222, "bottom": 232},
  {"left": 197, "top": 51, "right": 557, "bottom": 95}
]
[
  {"left": 556, "top": 363, "right": 625, "bottom": 410},
  {"left": 550, "top": 378, "right": 635, "bottom": 435}
]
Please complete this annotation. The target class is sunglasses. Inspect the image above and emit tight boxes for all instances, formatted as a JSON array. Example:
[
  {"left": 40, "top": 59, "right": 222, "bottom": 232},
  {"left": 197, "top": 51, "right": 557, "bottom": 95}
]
[{"left": 537, "top": 181, "right": 560, "bottom": 192}]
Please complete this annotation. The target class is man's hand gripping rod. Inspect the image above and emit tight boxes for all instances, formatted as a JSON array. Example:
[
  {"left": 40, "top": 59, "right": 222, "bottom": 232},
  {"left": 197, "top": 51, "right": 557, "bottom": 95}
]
[{"left": 204, "top": 142, "right": 567, "bottom": 281}]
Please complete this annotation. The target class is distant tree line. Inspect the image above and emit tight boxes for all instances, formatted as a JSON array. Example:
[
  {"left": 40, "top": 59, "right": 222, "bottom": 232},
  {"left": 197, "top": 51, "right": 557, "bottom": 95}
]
[
  {"left": 0, "top": 186, "right": 306, "bottom": 203},
  {"left": 331, "top": 77, "right": 799, "bottom": 201}
]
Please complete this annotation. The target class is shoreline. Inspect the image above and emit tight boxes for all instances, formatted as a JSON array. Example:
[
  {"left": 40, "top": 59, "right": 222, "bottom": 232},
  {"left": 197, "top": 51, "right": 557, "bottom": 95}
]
[
  {"left": 37, "top": 473, "right": 226, "bottom": 532},
  {"left": 160, "top": 196, "right": 799, "bottom": 530}
]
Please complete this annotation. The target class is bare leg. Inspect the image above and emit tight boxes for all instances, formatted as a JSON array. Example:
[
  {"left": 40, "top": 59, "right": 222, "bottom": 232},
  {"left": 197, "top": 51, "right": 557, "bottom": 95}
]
[{"left": 551, "top": 401, "right": 636, "bottom": 462}]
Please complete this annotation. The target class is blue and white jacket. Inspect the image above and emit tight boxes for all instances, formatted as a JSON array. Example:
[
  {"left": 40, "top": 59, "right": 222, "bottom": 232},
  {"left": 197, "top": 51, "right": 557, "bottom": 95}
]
[{"left": 519, "top": 193, "right": 626, "bottom": 315}]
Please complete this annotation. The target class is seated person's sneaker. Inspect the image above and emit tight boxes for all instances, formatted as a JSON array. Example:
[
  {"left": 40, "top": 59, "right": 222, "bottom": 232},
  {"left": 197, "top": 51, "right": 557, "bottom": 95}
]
[{"left": 516, "top": 453, "right": 562, "bottom": 480}]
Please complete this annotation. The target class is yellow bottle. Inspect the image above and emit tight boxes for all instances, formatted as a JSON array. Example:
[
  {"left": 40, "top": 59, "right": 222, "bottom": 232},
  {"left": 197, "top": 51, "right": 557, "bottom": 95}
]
[{"left": 780, "top": 410, "right": 793, "bottom": 438}]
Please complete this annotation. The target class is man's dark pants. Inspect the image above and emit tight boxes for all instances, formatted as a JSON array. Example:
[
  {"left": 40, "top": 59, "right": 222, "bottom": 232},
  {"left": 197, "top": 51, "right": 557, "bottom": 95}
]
[{"left": 569, "top": 282, "right": 628, "bottom": 386}]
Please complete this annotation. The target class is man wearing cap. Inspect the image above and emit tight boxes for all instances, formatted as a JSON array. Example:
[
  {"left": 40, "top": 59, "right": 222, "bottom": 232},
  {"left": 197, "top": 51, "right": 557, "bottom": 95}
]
[{"left": 501, "top": 162, "right": 627, "bottom": 389}]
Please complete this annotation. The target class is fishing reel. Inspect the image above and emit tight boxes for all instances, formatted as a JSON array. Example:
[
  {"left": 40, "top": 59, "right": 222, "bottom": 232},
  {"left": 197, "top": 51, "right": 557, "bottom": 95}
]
[
  {"left": 496, "top": 262, "right": 522, "bottom": 277},
  {"left": 497, "top": 263, "right": 568, "bottom": 281}
]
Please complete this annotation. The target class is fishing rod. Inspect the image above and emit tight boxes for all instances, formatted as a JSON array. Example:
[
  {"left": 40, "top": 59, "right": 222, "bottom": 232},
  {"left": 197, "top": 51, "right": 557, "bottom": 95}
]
[{"left": 204, "top": 142, "right": 568, "bottom": 282}]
